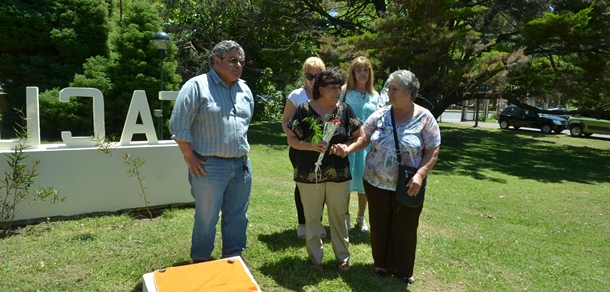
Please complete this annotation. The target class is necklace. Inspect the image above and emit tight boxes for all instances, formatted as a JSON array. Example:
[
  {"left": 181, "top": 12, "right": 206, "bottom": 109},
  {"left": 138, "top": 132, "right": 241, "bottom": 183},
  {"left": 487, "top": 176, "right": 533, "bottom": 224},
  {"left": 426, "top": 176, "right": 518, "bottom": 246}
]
[
  {"left": 312, "top": 100, "right": 336, "bottom": 121},
  {"left": 357, "top": 89, "right": 366, "bottom": 99}
]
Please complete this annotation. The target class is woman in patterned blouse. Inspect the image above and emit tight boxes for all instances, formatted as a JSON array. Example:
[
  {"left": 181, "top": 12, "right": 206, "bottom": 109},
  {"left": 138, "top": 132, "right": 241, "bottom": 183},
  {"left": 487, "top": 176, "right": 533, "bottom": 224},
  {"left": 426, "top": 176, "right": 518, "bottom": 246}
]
[{"left": 361, "top": 70, "right": 441, "bottom": 285}]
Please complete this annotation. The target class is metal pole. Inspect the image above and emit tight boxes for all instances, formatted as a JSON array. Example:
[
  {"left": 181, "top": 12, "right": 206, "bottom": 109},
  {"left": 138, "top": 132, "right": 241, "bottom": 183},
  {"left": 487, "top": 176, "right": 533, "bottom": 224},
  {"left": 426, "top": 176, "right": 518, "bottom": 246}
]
[{"left": 158, "top": 49, "right": 165, "bottom": 139}]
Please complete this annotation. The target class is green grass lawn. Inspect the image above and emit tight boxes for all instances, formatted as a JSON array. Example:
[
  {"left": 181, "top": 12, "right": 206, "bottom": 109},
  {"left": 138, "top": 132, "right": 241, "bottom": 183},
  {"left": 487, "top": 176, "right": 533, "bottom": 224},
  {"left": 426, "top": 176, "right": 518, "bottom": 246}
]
[{"left": 1, "top": 122, "right": 609, "bottom": 291}]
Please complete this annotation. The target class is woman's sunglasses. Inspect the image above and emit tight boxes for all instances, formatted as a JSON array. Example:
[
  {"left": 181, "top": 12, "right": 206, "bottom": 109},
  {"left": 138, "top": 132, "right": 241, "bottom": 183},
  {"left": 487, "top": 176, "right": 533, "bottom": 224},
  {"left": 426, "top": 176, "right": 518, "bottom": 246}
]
[{"left": 305, "top": 73, "right": 317, "bottom": 81}]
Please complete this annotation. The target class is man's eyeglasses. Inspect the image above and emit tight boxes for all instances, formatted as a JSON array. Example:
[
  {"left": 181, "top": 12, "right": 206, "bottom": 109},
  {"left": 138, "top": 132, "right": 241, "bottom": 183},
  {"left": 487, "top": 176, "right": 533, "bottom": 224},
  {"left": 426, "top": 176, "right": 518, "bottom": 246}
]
[
  {"left": 228, "top": 57, "right": 245, "bottom": 67},
  {"left": 305, "top": 73, "right": 317, "bottom": 81}
]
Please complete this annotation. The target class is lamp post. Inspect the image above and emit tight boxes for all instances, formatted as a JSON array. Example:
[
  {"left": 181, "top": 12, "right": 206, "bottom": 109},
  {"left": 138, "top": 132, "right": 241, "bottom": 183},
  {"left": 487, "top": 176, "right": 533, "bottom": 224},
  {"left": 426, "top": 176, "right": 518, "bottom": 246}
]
[{"left": 152, "top": 31, "right": 170, "bottom": 139}]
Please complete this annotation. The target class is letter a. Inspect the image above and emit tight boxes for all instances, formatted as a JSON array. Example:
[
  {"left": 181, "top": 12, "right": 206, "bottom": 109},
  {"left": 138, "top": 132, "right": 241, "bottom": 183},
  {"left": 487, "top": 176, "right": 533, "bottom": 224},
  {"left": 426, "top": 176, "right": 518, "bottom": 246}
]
[{"left": 120, "top": 90, "right": 158, "bottom": 145}]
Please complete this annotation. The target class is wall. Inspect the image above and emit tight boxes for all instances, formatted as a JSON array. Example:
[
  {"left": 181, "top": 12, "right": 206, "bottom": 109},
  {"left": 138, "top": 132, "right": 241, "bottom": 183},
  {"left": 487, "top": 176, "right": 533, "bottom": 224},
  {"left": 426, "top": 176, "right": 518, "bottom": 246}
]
[
  {"left": 0, "top": 87, "right": 192, "bottom": 222},
  {"left": 5, "top": 141, "right": 192, "bottom": 221}
]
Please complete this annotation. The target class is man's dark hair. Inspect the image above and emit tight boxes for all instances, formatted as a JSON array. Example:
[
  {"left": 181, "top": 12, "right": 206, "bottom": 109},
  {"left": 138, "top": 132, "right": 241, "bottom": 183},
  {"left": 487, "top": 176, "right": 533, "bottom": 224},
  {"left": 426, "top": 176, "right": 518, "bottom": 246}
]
[{"left": 209, "top": 40, "right": 245, "bottom": 67}]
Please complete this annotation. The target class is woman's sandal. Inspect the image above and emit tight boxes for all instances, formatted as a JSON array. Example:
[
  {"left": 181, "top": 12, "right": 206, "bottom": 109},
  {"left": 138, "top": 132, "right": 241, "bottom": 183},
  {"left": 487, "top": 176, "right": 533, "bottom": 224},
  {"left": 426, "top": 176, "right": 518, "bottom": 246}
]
[
  {"left": 317, "top": 225, "right": 327, "bottom": 239},
  {"left": 402, "top": 277, "right": 414, "bottom": 285},
  {"left": 297, "top": 225, "right": 306, "bottom": 240},
  {"left": 338, "top": 262, "right": 350, "bottom": 271}
]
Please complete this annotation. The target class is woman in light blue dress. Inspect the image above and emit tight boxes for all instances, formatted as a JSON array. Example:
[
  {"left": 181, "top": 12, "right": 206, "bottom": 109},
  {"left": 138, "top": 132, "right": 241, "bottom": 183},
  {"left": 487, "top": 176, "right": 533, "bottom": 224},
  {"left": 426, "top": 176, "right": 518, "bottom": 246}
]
[{"left": 342, "top": 56, "right": 385, "bottom": 232}]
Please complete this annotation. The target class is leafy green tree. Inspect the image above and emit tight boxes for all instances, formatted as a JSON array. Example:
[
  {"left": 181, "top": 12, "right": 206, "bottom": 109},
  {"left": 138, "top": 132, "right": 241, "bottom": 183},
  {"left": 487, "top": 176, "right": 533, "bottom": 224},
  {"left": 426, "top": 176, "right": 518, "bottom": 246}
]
[
  {"left": 159, "top": 0, "right": 320, "bottom": 121},
  {"left": 0, "top": 0, "right": 111, "bottom": 135},
  {"left": 513, "top": 1, "right": 610, "bottom": 110},
  {"left": 70, "top": 0, "right": 181, "bottom": 137},
  {"left": 329, "top": 0, "right": 610, "bottom": 116},
  {"left": 310, "top": 0, "right": 610, "bottom": 116},
  {"left": 5, "top": 0, "right": 610, "bottom": 130},
  {"left": 39, "top": 88, "right": 96, "bottom": 139}
]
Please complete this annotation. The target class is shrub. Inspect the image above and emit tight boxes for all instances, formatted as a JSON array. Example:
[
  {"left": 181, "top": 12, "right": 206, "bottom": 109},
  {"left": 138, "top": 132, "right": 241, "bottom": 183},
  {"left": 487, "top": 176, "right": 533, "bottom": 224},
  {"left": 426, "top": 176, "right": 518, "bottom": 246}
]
[{"left": 0, "top": 110, "right": 63, "bottom": 237}]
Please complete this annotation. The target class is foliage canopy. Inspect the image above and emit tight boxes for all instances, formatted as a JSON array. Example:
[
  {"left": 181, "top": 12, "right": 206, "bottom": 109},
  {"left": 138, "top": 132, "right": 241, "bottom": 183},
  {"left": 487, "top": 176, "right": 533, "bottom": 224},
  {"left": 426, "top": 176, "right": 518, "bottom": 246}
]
[{"left": 1, "top": 0, "right": 609, "bottom": 138}]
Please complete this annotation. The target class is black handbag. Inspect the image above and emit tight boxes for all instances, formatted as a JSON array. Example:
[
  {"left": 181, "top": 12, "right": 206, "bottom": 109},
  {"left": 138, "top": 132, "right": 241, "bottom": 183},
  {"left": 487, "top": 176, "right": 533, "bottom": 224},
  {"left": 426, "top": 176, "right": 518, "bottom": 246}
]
[{"left": 391, "top": 107, "right": 427, "bottom": 208}]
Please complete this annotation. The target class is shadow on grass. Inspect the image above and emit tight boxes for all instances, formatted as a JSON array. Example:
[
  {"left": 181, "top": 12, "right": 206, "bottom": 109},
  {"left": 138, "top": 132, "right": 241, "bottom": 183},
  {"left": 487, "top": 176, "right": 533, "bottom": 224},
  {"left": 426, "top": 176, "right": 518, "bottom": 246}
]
[
  {"left": 248, "top": 121, "right": 287, "bottom": 147},
  {"left": 258, "top": 225, "right": 372, "bottom": 253},
  {"left": 8, "top": 202, "right": 196, "bottom": 232},
  {"left": 131, "top": 282, "right": 142, "bottom": 292},
  {"left": 258, "top": 229, "right": 313, "bottom": 251},
  {"left": 257, "top": 256, "right": 326, "bottom": 290},
  {"left": 250, "top": 121, "right": 610, "bottom": 184},
  {"left": 436, "top": 126, "right": 610, "bottom": 184},
  {"left": 258, "top": 258, "right": 410, "bottom": 291},
  {"left": 348, "top": 228, "right": 372, "bottom": 245}
]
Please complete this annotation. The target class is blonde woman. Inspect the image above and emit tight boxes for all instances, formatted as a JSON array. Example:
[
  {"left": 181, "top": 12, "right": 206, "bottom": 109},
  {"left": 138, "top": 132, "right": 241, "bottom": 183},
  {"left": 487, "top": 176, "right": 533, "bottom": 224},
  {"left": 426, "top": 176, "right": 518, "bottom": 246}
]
[
  {"left": 282, "top": 56, "right": 326, "bottom": 240},
  {"left": 342, "top": 56, "right": 382, "bottom": 232}
]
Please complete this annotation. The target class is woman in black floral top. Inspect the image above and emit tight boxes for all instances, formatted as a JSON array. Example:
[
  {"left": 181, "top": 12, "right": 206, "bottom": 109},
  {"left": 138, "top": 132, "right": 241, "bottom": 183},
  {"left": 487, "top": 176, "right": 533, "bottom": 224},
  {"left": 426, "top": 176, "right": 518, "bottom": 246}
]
[{"left": 287, "top": 68, "right": 366, "bottom": 272}]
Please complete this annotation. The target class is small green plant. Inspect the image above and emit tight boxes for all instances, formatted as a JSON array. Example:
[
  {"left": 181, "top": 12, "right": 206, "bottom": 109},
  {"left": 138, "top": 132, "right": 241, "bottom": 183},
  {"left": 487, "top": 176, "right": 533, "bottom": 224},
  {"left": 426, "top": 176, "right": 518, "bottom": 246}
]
[
  {"left": 122, "top": 153, "right": 152, "bottom": 219},
  {"left": 0, "top": 110, "right": 63, "bottom": 238},
  {"left": 95, "top": 136, "right": 153, "bottom": 219},
  {"left": 252, "top": 67, "right": 285, "bottom": 122},
  {"left": 302, "top": 116, "right": 323, "bottom": 145}
]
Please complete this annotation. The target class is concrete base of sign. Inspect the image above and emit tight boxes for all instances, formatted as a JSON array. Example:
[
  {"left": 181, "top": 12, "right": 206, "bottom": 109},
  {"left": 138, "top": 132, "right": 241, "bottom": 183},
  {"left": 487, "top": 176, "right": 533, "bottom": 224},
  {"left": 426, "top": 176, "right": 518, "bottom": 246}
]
[{"left": 2, "top": 140, "right": 192, "bottom": 222}]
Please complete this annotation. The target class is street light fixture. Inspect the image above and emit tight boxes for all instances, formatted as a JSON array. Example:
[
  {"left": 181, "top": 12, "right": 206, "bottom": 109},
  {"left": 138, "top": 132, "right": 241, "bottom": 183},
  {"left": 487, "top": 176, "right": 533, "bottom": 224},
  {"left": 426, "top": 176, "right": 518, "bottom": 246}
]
[{"left": 152, "top": 31, "right": 170, "bottom": 139}]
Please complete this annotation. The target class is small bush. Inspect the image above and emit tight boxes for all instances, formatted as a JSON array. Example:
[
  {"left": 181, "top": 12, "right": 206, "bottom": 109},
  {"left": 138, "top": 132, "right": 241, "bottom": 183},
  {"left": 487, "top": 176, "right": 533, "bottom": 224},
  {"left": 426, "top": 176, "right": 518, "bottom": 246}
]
[
  {"left": 0, "top": 110, "right": 63, "bottom": 237},
  {"left": 253, "top": 92, "right": 285, "bottom": 122}
]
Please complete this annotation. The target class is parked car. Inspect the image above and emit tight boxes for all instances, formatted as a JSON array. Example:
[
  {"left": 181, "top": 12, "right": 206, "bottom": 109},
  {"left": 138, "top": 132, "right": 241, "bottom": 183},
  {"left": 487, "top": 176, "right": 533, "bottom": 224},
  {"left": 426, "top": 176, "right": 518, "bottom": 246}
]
[
  {"left": 498, "top": 105, "right": 567, "bottom": 134},
  {"left": 567, "top": 111, "right": 610, "bottom": 137}
]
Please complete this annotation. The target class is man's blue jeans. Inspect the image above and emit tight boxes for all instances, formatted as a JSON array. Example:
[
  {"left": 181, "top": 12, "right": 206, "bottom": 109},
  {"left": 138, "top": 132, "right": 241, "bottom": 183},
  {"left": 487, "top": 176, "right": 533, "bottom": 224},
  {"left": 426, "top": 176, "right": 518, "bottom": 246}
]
[{"left": 188, "top": 155, "right": 252, "bottom": 261}]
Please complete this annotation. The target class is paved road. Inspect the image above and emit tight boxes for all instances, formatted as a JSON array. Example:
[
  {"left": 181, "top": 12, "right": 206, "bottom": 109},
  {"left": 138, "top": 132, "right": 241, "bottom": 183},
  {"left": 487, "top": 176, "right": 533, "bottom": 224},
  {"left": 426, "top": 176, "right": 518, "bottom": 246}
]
[
  {"left": 439, "top": 111, "right": 610, "bottom": 140},
  {"left": 438, "top": 111, "right": 498, "bottom": 128}
]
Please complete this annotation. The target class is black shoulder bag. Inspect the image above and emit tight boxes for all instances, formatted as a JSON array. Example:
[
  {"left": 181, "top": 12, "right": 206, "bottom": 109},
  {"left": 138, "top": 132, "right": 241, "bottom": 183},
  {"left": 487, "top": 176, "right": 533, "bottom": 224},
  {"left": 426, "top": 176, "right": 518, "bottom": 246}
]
[{"left": 390, "top": 107, "right": 427, "bottom": 208}]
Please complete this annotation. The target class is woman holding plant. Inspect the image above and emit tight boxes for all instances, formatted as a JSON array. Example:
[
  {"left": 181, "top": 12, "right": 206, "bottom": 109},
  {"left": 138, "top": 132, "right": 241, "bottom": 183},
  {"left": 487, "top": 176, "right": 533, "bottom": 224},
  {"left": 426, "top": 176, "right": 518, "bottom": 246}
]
[
  {"left": 281, "top": 56, "right": 326, "bottom": 240},
  {"left": 286, "top": 68, "right": 365, "bottom": 272}
]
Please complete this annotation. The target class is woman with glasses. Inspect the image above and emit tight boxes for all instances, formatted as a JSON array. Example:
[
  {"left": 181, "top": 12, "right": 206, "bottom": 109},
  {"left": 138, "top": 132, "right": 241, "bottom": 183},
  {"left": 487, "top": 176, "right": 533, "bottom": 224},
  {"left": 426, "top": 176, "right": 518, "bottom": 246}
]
[
  {"left": 286, "top": 68, "right": 365, "bottom": 271},
  {"left": 341, "top": 56, "right": 383, "bottom": 233},
  {"left": 282, "top": 56, "right": 326, "bottom": 240}
]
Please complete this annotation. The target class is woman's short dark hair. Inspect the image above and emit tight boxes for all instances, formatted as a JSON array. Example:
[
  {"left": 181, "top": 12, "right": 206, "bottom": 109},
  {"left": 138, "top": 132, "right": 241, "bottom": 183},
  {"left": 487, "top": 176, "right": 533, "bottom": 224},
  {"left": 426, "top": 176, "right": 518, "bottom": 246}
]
[{"left": 312, "top": 68, "right": 344, "bottom": 100}]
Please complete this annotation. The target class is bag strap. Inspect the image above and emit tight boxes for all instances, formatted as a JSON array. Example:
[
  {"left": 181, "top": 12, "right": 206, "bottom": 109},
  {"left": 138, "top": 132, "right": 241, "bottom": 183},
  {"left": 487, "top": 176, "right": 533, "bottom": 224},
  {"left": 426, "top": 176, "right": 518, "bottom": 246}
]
[
  {"left": 390, "top": 107, "right": 418, "bottom": 173},
  {"left": 390, "top": 107, "right": 402, "bottom": 165}
]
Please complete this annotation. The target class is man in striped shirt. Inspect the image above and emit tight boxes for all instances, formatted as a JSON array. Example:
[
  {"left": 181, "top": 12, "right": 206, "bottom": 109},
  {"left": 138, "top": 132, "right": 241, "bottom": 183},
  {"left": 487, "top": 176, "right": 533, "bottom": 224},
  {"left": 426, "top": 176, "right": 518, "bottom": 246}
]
[{"left": 169, "top": 40, "right": 254, "bottom": 265}]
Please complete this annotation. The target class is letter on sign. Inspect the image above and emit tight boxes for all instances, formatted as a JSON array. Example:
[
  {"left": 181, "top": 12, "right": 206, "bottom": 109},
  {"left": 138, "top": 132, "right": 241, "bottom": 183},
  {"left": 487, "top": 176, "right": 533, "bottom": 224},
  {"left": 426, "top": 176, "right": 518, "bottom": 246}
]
[
  {"left": 120, "top": 90, "right": 158, "bottom": 145},
  {"left": 59, "top": 88, "right": 105, "bottom": 147}
]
